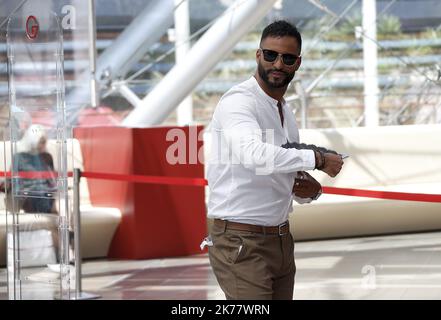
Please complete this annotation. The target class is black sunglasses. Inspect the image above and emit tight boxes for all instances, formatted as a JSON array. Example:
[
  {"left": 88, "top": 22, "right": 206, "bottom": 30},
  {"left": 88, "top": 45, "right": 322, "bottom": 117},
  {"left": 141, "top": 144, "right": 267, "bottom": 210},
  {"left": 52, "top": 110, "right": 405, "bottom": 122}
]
[{"left": 260, "top": 48, "right": 300, "bottom": 66}]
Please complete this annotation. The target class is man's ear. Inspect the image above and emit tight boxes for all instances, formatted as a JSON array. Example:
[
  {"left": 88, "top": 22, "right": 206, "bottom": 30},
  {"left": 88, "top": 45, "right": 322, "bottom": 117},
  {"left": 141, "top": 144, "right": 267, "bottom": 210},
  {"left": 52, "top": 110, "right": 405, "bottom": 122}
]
[{"left": 256, "top": 49, "right": 261, "bottom": 63}]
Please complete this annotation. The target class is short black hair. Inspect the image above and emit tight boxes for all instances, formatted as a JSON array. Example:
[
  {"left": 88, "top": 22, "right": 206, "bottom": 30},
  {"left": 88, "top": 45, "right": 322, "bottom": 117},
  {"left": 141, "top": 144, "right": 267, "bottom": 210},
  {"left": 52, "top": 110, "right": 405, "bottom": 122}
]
[{"left": 260, "top": 20, "right": 302, "bottom": 52}]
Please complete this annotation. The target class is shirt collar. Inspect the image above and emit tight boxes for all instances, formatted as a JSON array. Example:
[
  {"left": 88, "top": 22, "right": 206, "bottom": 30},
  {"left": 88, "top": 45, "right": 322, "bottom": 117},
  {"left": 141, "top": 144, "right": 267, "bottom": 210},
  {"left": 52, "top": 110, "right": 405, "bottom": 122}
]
[{"left": 250, "top": 76, "right": 286, "bottom": 108}]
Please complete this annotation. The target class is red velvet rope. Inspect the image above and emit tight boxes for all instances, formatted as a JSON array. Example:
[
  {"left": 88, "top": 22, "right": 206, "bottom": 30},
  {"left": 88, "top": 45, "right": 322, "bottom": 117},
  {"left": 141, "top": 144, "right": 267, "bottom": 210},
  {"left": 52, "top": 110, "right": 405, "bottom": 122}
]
[{"left": 2, "top": 171, "right": 440, "bottom": 203}]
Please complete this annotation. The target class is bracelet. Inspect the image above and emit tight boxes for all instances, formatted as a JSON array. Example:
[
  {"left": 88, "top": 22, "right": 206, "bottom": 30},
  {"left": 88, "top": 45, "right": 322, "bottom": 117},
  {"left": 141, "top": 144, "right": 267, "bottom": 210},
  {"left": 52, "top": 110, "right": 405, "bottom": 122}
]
[{"left": 316, "top": 150, "right": 326, "bottom": 170}]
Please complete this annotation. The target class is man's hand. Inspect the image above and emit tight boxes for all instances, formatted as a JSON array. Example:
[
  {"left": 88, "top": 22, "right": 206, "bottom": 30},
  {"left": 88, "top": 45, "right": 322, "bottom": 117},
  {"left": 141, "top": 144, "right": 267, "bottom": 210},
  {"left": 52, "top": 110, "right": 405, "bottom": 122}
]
[
  {"left": 322, "top": 153, "right": 344, "bottom": 177},
  {"left": 293, "top": 171, "right": 322, "bottom": 199},
  {"left": 315, "top": 151, "right": 344, "bottom": 177}
]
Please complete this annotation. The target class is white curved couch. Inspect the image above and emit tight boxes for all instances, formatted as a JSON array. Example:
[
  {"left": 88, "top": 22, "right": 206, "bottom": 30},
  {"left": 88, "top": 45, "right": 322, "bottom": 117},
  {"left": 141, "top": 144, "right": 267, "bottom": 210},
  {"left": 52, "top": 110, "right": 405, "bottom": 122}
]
[{"left": 291, "top": 124, "right": 441, "bottom": 240}]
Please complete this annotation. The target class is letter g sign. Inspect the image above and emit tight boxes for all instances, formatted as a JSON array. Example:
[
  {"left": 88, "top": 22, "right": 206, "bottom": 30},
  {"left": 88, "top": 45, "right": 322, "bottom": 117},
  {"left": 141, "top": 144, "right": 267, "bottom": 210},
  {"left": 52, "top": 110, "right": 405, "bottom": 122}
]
[{"left": 26, "top": 15, "right": 39, "bottom": 40}]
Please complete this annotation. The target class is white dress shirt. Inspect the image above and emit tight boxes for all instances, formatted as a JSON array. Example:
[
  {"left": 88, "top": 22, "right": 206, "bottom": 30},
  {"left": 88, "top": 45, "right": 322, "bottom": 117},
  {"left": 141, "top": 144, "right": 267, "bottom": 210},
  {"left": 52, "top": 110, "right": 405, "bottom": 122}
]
[{"left": 207, "top": 76, "right": 316, "bottom": 226}]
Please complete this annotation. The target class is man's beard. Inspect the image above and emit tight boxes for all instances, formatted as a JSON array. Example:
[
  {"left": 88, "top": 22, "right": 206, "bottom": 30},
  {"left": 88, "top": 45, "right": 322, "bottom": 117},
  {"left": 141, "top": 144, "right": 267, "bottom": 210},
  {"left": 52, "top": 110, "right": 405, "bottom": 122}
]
[{"left": 258, "top": 62, "right": 295, "bottom": 88}]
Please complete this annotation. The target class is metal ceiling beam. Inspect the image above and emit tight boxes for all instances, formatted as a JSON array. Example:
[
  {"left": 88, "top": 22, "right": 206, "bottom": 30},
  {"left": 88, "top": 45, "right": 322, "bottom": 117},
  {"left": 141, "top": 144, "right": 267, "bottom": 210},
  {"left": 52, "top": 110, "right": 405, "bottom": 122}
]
[
  {"left": 96, "top": 0, "right": 174, "bottom": 89},
  {"left": 122, "top": 0, "right": 278, "bottom": 127}
]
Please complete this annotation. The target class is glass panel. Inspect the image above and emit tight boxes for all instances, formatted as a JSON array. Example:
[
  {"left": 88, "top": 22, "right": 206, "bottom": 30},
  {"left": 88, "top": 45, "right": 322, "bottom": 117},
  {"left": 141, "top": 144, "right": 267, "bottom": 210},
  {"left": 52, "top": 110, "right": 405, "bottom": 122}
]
[{"left": 6, "top": 0, "right": 72, "bottom": 300}]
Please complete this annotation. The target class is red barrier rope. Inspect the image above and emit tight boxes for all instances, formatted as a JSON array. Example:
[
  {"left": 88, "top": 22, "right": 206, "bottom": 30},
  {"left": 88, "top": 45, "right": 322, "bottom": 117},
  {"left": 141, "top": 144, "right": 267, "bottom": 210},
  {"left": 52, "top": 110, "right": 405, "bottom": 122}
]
[
  {"left": 322, "top": 186, "right": 441, "bottom": 203},
  {"left": 2, "top": 171, "right": 441, "bottom": 203},
  {"left": 81, "top": 171, "right": 208, "bottom": 187},
  {"left": 0, "top": 171, "right": 72, "bottom": 178}
]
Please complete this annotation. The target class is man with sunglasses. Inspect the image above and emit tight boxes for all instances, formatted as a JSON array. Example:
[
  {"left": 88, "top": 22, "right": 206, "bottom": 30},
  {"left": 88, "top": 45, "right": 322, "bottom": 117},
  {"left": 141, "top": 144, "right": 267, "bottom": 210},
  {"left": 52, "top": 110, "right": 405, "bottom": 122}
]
[{"left": 206, "top": 20, "right": 344, "bottom": 300}]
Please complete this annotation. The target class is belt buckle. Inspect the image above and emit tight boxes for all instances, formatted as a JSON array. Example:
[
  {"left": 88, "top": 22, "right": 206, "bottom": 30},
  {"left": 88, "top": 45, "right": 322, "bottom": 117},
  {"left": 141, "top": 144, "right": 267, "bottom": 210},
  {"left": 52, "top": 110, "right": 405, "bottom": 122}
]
[{"left": 278, "top": 222, "right": 288, "bottom": 236}]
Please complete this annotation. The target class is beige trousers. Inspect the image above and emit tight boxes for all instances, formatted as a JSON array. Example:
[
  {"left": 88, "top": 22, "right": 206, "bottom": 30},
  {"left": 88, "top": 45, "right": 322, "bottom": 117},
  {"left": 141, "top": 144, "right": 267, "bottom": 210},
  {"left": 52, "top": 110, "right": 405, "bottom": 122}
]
[{"left": 208, "top": 221, "right": 296, "bottom": 300}]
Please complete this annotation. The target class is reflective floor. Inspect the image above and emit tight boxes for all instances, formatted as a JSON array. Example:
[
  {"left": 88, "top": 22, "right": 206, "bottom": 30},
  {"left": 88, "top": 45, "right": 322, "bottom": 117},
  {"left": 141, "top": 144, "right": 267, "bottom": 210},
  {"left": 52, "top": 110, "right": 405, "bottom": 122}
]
[{"left": 2, "top": 231, "right": 441, "bottom": 299}]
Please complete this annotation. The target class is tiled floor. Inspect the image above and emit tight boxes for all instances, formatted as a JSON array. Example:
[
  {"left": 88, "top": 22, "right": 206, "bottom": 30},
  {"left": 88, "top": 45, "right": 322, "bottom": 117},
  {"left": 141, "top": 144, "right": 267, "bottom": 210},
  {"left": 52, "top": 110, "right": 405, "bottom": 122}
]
[{"left": 2, "top": 231, "right": 441, "bottom": 299}]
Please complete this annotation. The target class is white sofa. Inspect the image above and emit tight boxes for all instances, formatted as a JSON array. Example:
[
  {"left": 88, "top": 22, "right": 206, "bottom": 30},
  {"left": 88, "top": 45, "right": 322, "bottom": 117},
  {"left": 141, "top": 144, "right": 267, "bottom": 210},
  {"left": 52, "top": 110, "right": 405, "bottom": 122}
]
[
  {"left": 291, "top": 124, "right": 441, "bottom": 240},
  {"left": 0, "top": 138, "right": 122, "bottom": 266}
]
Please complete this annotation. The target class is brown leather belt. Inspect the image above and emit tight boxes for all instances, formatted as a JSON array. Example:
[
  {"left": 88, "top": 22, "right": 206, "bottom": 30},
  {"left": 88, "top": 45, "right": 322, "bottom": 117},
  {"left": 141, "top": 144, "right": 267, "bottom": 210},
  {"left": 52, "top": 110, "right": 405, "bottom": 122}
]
[{"left": 214, "top": 219, "right": 289, "bottom": 236}]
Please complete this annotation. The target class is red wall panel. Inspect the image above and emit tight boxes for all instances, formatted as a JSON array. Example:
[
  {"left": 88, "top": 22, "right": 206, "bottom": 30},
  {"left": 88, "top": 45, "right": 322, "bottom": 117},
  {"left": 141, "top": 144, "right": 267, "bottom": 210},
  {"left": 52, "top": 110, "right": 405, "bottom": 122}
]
[{"left": 74, "top": 126, "right": 206, "bottom": 259}]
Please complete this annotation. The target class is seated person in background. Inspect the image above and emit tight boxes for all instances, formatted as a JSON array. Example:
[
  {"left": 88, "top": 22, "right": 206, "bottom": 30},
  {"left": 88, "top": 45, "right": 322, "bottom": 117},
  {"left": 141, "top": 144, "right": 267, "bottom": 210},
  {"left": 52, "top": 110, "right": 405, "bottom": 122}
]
[
  {"left": 0, "top": 125, "right": 62, "bottom": 266},
  {"left": 13, "top": 124, "right": 57, "bottom": 214}
]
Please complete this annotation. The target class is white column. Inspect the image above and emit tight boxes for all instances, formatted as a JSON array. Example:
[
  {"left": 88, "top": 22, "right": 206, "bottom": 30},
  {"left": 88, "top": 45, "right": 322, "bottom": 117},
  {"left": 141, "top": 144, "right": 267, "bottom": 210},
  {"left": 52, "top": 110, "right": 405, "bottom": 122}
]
[
  {"left": 362, "top": 0, "right": 379, "bottom": 127},
  {"left": 174, "top": 0, "right": 193, "bottom": 126},
  {"left": 123, "top": 0, "right": 277, "bottom": 127},
  {"left": 88, "top": 0, "right": 98, "bottom": 108}
]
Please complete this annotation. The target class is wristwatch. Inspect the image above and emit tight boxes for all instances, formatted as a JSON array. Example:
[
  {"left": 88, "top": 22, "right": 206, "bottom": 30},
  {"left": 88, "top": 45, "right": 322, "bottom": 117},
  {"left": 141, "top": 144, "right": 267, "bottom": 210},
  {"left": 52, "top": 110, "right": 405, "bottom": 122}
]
[{"left": 311, "top": 187, "right": 322, "bottom": 201}]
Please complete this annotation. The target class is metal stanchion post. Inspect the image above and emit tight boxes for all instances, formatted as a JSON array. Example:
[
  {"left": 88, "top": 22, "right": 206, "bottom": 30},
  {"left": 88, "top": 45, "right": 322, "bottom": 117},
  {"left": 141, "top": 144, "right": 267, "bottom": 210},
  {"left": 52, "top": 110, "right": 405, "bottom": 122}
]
[{"left": 71, "top": 168, "right": 100, "bottom": 300}]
